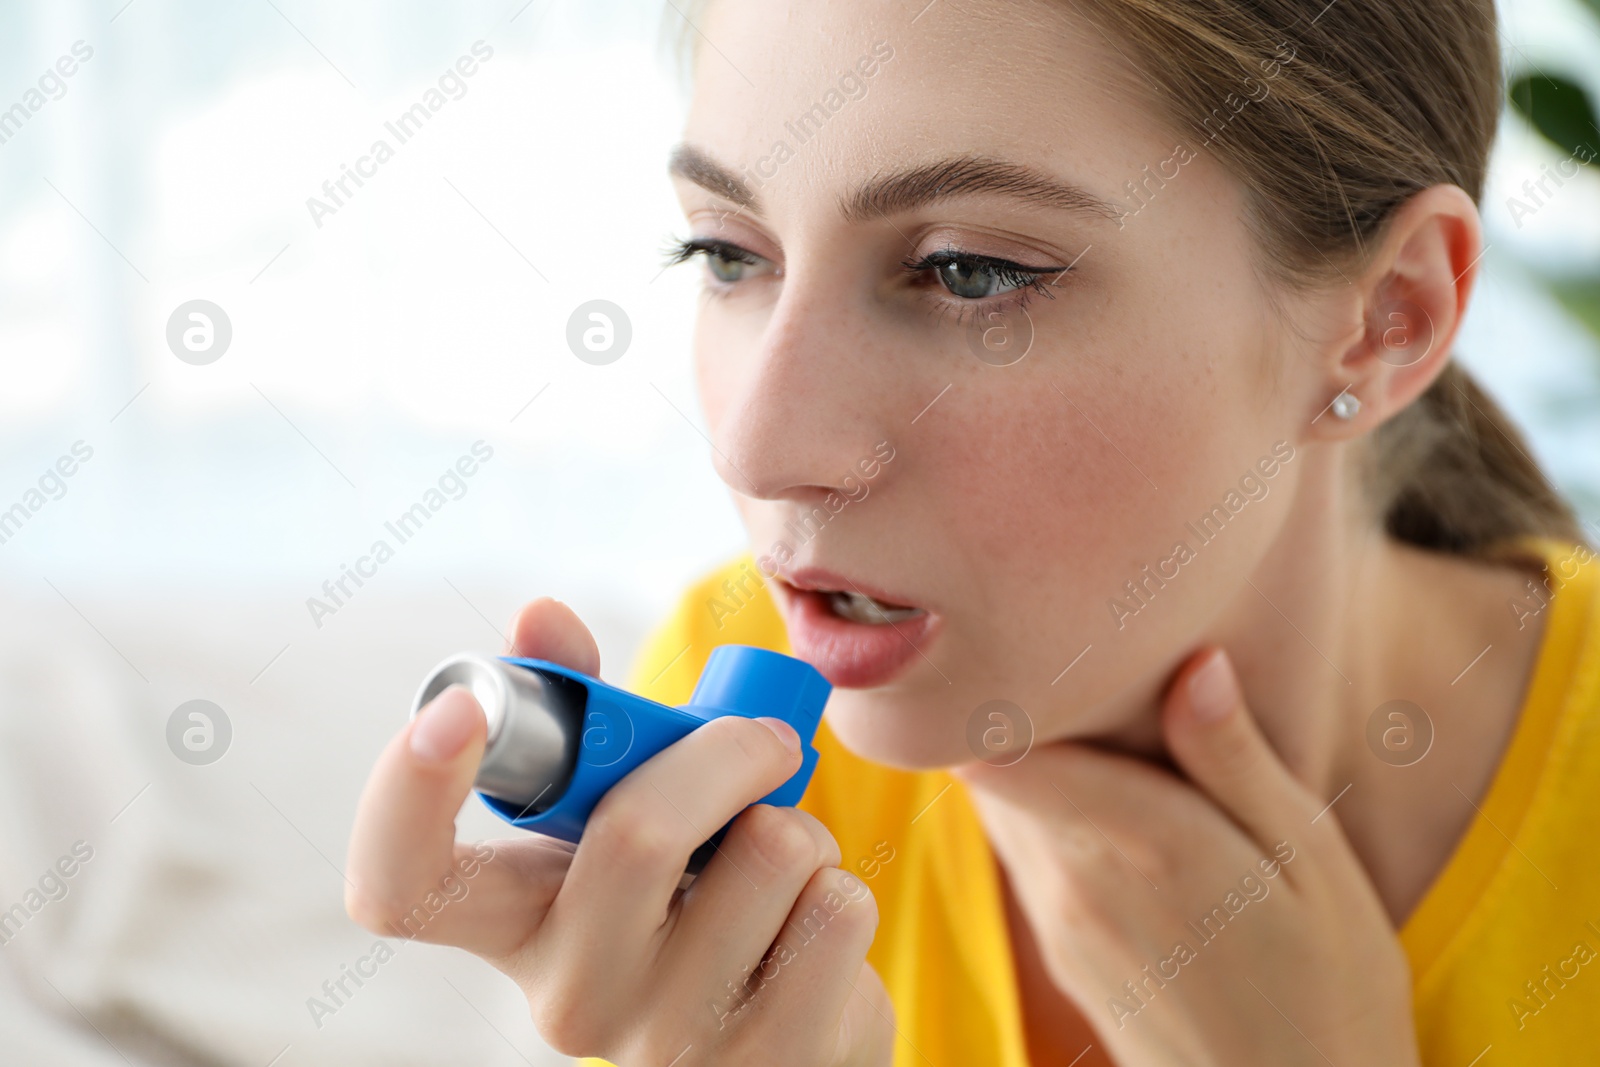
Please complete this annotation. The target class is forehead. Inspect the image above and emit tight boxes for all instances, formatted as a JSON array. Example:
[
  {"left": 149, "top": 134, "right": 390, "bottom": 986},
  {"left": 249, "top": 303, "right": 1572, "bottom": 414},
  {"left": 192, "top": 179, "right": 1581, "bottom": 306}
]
[{"left": 682, "top": 0, "right": 1177, "bottom": 208}]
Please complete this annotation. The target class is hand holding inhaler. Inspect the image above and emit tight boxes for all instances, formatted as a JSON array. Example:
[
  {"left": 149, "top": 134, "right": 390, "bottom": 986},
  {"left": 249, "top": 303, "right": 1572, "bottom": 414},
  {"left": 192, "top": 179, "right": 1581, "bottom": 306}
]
[
  {"left": 409, "top": 640, "right": 829, "bottom": 868},
  {"left": 346, "top": 597, "right": 895, "bottom": 1066}
]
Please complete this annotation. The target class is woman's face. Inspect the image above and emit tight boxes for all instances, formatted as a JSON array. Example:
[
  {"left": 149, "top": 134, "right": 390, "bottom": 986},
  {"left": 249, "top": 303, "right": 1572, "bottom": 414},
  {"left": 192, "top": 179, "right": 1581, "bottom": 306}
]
[{"left": 672, "top": 0, "right": 1333, "bottom": 768}]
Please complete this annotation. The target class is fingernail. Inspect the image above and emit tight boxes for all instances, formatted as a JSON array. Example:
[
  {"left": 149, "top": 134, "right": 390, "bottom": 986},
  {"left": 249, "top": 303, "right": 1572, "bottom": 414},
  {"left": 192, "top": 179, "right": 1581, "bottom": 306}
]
[
  {"left": 1187, "top": 650, "right": 1239, "bottom": 723},
  {"left": 756, "top": 716, "right": 801, "bottom": 757},
  {"left": 411, "top": 685, "right": 481, "bottom": 764}
]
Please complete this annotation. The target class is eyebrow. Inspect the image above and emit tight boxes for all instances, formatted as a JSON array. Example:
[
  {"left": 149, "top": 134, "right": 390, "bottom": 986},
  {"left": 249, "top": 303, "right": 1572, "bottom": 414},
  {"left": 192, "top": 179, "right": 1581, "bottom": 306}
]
[
  {"left": 668, "top": 143, "right": 758, "bottom": 211},
  {"left": 668, "top": 142, "right": 1122, "bottom": 224},
  {"left": 842, "top": 155, "right": 1123, "bottom": 224}
]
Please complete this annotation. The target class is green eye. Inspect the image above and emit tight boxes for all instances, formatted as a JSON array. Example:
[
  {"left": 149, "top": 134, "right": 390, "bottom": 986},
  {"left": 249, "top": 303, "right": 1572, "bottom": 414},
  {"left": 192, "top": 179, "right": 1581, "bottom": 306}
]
[
  {"left": 936, "top": 260, "right": 1021, "bottom": 299},
  {"left": 707, "top": 251, "right": 749, "bottom": 283},
  {"left": 926, "top": 255, "right": 1054, "bottom": 299},
  {"left": 666, "top": 237, "right": 772, "bottom": 286}
]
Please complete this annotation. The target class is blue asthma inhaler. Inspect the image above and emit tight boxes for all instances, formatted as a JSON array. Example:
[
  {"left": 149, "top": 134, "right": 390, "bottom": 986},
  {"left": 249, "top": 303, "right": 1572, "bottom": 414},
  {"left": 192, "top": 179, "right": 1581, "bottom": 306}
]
[{"left": 410, "top": 645, "right": 831, "bottom": 870}]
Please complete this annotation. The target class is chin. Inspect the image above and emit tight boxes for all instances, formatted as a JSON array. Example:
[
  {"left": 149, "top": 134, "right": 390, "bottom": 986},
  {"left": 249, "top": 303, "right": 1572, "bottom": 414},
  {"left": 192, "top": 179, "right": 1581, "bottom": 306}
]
[{"left": 820, "top": 688, "right": 974, "bottom": 771}]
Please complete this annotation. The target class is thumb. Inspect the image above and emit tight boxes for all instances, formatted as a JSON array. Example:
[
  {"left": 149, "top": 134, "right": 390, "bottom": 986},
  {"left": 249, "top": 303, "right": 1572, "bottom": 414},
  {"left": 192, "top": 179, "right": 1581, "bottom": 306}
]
[
  {"left": 1162, "top": 648, "right": 1316, "bottom": 849},
  {"left": 346, "top": 685, "right": 489, "bottom": 936}
]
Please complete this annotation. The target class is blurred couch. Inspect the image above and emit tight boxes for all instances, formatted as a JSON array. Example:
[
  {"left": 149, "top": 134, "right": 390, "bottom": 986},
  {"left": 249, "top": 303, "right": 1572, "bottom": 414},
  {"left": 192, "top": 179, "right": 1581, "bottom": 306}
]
[{"left": 0, "top": 577, "right": 645, "bottom": 1066}]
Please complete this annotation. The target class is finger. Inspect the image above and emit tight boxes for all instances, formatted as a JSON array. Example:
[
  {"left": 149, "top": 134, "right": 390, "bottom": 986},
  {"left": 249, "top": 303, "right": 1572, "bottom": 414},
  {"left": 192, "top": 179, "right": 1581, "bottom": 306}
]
[
  {"left": 721, "top": 868, "right": 882, "bottom": 1063},
  {"left": 346, "top": 685, "right": 566, "bottom": 956},
  {"left": 1161, "top": 647, "right": 1321, "bottom": 849},
  {"left": 505, "top": 596, "right": 600, "bottom": 675},
  {"left": 956, "top": 746, "right": 1193, "bottom": 911},
  {"left": 956, "top": 736, "right": 1196, "bottom": 858},
  {"left": 664, "top": 806, "right": 840, "bottom": 993},
  {"left": 543, "top": 715, "right": 803, "bottom": 973},
  {"left": 955, "top": 748, "right": 1251, "bottom": 994},
  {"left": 831, "top": 962, "right": 895, "bottom": 1067}
]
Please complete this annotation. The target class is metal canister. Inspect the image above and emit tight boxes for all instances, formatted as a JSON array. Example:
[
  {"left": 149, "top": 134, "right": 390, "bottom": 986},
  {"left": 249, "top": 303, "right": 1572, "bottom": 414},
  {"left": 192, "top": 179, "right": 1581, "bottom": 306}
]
[{"left": 410, "top": 653, "right": 586, "bottom": 815}]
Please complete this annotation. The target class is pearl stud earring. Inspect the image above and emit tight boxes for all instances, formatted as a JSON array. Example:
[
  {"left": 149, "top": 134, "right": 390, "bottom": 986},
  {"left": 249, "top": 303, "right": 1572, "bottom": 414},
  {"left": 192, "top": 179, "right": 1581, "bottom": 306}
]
[{"left": 1331, "top": 390, "right": 1361, "bottom": 420}]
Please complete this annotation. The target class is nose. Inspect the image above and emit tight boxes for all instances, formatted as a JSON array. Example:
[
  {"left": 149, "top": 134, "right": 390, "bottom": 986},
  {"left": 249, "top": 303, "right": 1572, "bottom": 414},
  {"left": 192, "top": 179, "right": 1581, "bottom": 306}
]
[{"left": 705, "top": 269, "right": 889, "bottom": 505}]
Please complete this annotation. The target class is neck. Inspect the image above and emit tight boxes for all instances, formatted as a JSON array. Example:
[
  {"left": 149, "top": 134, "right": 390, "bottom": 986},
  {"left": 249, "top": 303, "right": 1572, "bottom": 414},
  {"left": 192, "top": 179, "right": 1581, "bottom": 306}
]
[{"left": 1081, "top": 441, "right": 1547, "bottom": 919}]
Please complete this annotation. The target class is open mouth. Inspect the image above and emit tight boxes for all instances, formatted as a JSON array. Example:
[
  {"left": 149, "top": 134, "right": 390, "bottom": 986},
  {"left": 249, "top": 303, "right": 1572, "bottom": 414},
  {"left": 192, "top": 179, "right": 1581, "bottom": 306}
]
[
  {"left": 771, "top": 567, "right": 940, "bottom": 688},
  {"left": 821, "top": 589, "right": 927, "bottom": 625},
  {"left": 777, "top": 567, "right": 929, "bottom": 624}
]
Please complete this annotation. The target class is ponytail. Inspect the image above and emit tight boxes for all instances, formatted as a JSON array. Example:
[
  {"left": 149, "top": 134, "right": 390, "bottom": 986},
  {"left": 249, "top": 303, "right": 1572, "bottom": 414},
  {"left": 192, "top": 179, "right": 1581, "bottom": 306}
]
[{"left": 1373, "top": 363, "right": 1586, "bottom": 557}]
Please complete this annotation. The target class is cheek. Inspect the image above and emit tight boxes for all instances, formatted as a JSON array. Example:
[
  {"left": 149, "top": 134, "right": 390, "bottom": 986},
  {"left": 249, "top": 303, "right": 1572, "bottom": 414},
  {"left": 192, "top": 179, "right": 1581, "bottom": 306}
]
[
  {"left": 914, "top": 305, "right": 1287, "bottom": 692},
  {"left": 927, "top": 264, "right": 1274, "bottom": 606},
  {"left": 927, "top": 362, "right": 1228, "bottom": 613},
  {"left": 693, "top": 311, "right": 739, "bottom": 433},
  {"left": 933, "top": 392, "right": 1134, "bottom": 588}
]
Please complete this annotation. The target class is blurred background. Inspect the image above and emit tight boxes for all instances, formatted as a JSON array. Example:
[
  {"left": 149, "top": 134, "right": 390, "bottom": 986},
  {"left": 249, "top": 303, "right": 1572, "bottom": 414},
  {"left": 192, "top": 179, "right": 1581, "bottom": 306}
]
[{"left": 0, "top": 0, "right": 1595, "bottom": 1064}]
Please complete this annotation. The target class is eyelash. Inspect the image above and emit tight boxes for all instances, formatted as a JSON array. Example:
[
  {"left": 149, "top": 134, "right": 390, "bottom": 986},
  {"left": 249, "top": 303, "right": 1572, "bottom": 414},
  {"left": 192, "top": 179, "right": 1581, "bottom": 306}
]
[
  {"left": 900, "top": 246, "right": 1066, "bottom": 322},
  {"left": 663, "top": 236, "right": 763, "bottom": 270},
  {"left": 661, "top": 236, "right": 1071, "bottom": 321}
]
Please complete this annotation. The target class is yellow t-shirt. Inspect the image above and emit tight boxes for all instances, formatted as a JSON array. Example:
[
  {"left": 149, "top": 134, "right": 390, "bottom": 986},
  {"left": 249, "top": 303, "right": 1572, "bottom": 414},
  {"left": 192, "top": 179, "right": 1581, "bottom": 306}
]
[{"left": 584, "top": 539, "right": 1600, "bottom": 1065}]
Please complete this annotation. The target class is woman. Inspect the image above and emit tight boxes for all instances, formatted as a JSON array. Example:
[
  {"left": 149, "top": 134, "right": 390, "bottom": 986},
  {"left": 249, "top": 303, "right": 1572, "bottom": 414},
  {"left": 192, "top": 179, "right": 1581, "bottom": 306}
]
[{"left": 347, "top": 0, "right": 1600, "bottom": 1062}]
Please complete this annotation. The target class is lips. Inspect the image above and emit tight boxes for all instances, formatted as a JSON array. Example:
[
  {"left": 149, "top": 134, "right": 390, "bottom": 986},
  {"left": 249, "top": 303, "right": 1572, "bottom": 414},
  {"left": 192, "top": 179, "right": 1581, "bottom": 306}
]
[{"left": 771, "top": 565, "right": 941, "bottom": 689}]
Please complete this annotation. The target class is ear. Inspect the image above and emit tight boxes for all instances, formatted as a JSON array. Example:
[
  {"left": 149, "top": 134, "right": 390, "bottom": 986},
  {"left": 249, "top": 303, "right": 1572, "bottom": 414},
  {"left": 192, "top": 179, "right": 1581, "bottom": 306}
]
[{"left": 1308, "top": 184, "right": 1483, "bottom": 441}]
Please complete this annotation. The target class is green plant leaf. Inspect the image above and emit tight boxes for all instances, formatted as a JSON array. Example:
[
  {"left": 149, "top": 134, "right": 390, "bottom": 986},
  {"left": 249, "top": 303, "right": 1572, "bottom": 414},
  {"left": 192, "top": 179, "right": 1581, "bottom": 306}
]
[
  {"left": 1508, "top": 73, "right": 1600, "bottom": 159},
  {"left": 1549, "top": 278, "right": 1600, "bottom": 345}
]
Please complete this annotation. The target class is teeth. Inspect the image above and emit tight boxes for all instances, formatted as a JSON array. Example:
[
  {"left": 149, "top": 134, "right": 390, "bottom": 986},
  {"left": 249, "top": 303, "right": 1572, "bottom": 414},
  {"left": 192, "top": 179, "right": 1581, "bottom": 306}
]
[{"left": 825, "top": 590, "right": 925, "bottom": 624}]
